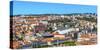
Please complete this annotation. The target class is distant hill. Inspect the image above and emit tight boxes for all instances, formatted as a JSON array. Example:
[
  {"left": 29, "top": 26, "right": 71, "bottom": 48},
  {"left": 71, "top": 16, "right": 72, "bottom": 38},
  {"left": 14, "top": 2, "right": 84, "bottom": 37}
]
[{"left": 10, "top": 13, "right": 97, "bottom": 17}]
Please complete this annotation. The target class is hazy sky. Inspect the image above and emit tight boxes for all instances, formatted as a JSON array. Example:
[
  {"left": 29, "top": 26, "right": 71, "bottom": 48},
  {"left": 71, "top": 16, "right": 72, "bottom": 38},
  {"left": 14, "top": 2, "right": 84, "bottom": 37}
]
[{"left": 10, "top": 1, "right": 97, "bottom": 15}]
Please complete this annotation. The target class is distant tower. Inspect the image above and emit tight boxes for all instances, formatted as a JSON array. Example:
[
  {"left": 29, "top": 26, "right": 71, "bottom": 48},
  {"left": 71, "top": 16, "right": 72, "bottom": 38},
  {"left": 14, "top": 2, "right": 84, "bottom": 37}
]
[{"left": 77, "top": 32, "right": 81, "bottom": 42}]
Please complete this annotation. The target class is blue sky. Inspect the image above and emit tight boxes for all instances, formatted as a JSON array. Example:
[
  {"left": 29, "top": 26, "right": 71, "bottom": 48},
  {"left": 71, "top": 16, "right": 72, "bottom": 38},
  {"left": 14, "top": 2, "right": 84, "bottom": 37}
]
[{"left": 10, "top": 1, "right": 97, "bottom": 15}]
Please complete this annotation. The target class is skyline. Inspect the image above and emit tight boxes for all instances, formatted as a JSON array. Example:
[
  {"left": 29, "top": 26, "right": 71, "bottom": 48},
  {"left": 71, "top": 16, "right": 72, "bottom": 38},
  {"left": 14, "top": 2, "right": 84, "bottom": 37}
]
[{"left": 10, "top": 1, "right": 97, "bottom": 15}]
